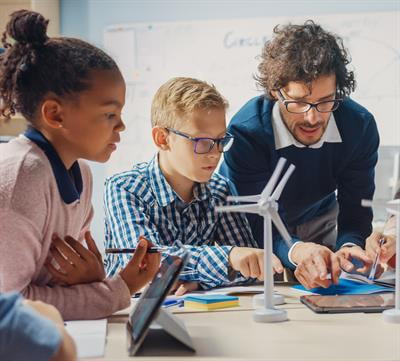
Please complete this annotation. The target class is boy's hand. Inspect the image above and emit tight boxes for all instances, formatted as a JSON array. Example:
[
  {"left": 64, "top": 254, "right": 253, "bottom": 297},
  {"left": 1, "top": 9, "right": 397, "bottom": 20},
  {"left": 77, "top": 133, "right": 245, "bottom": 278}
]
[
  {"left": 45, "top": 231, "right": 106, "bottom": 285},
  {"left": 171, "top": 280, "right": 199, "bottom": 296},
  {"left": 228, "top": 247, "right": 283, "bottom": 280},
  {"left": 119, "top": 237, "right": 161, "bottom": 294}
]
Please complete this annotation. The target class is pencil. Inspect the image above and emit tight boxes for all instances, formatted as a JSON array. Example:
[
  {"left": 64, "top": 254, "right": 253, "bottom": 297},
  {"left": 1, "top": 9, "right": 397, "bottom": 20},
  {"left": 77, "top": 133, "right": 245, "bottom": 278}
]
[
  {"left": 368, "top": 238, "right": 385, "bottom": 281},
  {"left": 105, "top": 247, "right": 166, "bottom": 254}
]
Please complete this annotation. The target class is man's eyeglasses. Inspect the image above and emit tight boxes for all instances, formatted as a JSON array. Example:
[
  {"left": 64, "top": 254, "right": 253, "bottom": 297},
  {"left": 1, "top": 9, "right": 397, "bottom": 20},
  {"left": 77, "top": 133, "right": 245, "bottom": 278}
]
[
  {"left": 166, "top": 128, "right": 234, "bottom": 154},
  {"left": 277, "top": 89, "right": 342, "bottom": 114}
]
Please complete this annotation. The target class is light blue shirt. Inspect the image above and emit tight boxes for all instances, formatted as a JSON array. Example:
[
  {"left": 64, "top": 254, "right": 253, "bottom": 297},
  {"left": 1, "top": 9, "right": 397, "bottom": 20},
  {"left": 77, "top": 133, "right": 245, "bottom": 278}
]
[{"left": 0, "top": 293, "right": 61, "bottom": 361}]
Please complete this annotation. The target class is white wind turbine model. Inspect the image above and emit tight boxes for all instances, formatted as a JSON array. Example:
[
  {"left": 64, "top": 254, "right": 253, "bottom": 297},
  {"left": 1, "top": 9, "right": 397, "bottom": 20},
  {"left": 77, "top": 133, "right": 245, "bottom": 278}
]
[
  {"left": 216, "top": 157, "right": 295, "bottom": 322},
  {"left": 362, "top": 198, "right": 400, "bottom": 323}
]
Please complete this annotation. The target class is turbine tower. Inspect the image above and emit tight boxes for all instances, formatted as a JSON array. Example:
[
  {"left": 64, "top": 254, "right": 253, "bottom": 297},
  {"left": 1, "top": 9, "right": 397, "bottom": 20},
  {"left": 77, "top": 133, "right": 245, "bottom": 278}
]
[
  {"left": 362, "top": 198, "right": 400, "bottom": 323},
  {"left": 216, "top": 157, "right": 295, "bottom": 322}
]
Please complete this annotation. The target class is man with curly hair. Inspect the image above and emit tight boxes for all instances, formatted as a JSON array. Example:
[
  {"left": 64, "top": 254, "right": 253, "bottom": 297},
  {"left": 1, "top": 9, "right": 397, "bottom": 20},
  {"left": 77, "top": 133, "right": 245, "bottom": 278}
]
[{"left": 220, "top": 20, "right": 379, "bottom": 290}]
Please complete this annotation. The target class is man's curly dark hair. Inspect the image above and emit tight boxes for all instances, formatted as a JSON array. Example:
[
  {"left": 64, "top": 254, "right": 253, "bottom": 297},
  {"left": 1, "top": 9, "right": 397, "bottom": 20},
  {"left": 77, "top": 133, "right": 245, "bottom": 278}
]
[{"left": 255, "top": 20, "right": 356, "bottom": 99}]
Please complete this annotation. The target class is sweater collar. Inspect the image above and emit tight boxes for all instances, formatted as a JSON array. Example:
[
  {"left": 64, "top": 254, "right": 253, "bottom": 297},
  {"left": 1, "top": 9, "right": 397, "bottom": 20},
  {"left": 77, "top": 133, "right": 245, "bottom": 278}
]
[{"left": 24, "top": 127, "right": 83, "bottom": 204}]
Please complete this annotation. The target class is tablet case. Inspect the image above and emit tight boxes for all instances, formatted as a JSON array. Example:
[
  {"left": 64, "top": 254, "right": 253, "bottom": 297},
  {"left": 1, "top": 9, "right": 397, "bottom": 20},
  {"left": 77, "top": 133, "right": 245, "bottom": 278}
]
[{"left": 127, "top": 308, "right": 195, "bottom": 356}]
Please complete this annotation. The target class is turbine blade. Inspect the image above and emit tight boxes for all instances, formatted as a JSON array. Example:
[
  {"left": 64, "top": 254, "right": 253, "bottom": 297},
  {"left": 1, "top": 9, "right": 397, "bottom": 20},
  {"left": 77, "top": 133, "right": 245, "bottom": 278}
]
[
  {"left": 386, "top": 199, "right": 400, "bottom": 214},
  {"left": 269, "top": 208, "right": 292, "bottom": 246},
  {"left": 362, "top": 199, "right": 400, "bottom": 208},
  {"left": 215, "top": 204, "right": 260, "bottom": 214},
  {"left": 362, "top": 199, "right": 400, "bottom": 215},
  {"left": 361, "top": 199, "right": 372, "bottom": 207},
  {"left": 227, "top": 195, "right": 261, "bottom": 202},
  {"left": 261, "top": 157, "right": 286, "bottom": 199},
  {"left": 361, "top": 199, "right": 383, "bottom": 208},
  {"left": 270, "top": 164, "right": 295, "bottom": 201}
]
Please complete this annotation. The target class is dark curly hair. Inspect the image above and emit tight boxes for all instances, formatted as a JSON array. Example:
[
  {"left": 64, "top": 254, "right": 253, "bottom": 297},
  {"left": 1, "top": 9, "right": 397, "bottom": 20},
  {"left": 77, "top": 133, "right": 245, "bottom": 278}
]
[
  {"left": 0, "top": 9, "right": 119, "bottom": 123},
  {"left": 255, "top": 20, "right": 355, "bottom": 99}
]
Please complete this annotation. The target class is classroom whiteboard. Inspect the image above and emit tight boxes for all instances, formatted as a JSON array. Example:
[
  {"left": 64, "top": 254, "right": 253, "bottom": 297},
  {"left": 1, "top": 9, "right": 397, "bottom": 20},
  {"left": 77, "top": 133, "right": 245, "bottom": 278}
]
[{"left": 104, "top": 12, "right": 400, "bottom": 177}]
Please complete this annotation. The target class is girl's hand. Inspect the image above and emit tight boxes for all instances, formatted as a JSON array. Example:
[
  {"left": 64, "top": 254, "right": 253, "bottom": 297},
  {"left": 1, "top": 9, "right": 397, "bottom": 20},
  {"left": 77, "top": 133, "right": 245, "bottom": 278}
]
[
  {"left": 119, "top": 237, "right": 161, "bottom": 294},
  {"left": 45, "top": 231, "right": 106, "bottom": 285}
]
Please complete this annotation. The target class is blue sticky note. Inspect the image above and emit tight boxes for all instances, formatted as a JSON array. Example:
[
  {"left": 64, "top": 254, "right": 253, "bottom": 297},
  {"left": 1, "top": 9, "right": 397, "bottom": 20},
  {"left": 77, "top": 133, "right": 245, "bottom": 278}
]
[
  {"left": 185, "top": 295, "right": 239, "bottom": 304},
  {"left": 293, "top": 278, "right": 393, "bottom": 295}
]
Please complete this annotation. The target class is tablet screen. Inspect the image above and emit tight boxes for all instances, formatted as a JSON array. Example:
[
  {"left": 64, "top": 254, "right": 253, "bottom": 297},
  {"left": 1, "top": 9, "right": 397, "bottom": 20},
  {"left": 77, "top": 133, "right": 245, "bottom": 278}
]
[
  {"left": 301, "top": 293, "right": 395, "bottom": 313},
  {"left": 129, "top": 252, "right": 188, "bottom": 343}
]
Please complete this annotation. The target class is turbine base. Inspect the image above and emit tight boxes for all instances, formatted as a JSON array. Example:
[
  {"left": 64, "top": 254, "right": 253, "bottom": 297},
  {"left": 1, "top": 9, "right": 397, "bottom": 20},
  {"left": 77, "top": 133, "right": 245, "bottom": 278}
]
[
  {"left": 383, "top": 308, "right": 400, "bottom": 323},
  {"left": 253, "top": 308, "right": 288, "bottom": 323},
  {"left": 252, "top": 293, "right": 285, "bottom": 307}
]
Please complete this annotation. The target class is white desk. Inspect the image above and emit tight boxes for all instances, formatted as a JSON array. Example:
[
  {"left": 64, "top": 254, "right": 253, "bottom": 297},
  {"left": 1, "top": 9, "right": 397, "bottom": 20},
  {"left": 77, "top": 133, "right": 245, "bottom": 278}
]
[{"left": 85, "top": 285, "right": 400, "bottom": 360}]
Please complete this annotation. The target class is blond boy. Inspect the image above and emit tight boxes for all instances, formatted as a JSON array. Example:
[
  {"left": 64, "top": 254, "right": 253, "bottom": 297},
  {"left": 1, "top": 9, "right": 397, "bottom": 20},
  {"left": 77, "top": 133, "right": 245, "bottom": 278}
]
[{"left": 104, "top": 77, "right": 283, "bottom": 293}]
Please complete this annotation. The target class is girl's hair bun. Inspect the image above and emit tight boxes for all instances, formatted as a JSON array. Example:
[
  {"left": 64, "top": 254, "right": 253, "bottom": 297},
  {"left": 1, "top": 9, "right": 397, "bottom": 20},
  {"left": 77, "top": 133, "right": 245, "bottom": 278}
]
[
  {"left": 0, "top": 9, "right": 118, "bottom": 122},
  {"left": 6, "top": 9, "right": 49, "bottom": 47}
]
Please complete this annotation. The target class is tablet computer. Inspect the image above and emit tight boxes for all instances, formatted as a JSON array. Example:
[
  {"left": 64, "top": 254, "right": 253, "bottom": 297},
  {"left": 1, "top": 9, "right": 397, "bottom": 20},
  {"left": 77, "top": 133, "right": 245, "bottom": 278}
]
[
  {"left": 126, "top": 251, "right": 193, "bottom": 355},
  {"left": 300, "top": 293, "right": 395, "bottom": 314}
]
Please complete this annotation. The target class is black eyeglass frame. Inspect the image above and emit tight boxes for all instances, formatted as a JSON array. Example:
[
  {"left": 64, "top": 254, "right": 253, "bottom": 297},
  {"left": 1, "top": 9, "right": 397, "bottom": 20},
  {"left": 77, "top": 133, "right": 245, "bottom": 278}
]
[
  {"left": 166, "top": 128, "right": 234, "bottom": 154},
  {"left": 277, "top": 89, "right": 343, "bottom": 114}
]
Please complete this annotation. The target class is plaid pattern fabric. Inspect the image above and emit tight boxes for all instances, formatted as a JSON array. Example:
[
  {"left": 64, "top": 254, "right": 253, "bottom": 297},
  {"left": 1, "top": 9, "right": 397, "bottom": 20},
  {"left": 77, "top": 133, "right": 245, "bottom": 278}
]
[{"left": 104, "top": 155, "right": 258, "bottom": 289}]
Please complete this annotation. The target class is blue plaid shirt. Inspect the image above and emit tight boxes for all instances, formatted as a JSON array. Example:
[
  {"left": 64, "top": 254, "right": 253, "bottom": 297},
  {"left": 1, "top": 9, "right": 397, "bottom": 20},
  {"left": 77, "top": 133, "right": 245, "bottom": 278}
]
[{"left": 104, "top": 155, "right": 258, "bottom": 289}]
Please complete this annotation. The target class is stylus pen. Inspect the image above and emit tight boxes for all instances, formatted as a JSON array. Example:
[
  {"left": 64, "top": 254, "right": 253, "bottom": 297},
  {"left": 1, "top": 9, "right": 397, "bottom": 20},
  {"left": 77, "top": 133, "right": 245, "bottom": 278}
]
[
  {"left": 368, "top": 238, "right": 385, "bottom": 281},
  {"left": 105, "top": 247, "right": 168, "bottom": 254}
]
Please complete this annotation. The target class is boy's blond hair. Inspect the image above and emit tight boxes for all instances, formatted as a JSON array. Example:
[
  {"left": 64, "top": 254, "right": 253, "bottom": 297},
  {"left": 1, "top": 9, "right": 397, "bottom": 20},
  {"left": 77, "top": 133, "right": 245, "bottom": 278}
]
[{"left": 151, "top": 77, "right": 228, "bottom": 128}]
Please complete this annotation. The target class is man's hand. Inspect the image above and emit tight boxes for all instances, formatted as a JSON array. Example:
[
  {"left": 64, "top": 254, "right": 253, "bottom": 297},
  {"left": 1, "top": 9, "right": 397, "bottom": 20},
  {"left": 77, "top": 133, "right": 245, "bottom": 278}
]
[
  {"left": 229, "top": 247, "right": 283, "bottom": 280},
  {"left": 366, "top": 231, "right": 396, "bottom": 265},
  {"left": 292, "top": 242, "right": 341, "bottom": 289},
  {"left": 119, "top": 237, "right": 161, "bottom": 294},
  {"left": 45, "top": 231, "right": 106, "bottom": 285},
  {"left": 335, "top": 245, "right": 373, "bottom": 275}
]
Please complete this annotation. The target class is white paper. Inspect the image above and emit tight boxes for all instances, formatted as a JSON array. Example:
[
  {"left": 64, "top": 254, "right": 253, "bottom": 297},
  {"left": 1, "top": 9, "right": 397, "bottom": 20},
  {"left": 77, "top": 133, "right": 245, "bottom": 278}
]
[
  {"left": 65, "top": 319, "right": 107, "bottom": 358},
  {"left": 342, "top": 270, "right": 395, "bottom": 287}
]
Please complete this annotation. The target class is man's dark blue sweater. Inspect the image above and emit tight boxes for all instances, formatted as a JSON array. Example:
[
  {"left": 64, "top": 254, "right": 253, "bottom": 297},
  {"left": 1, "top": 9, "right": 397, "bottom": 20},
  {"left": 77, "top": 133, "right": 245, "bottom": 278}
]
[{"left": 220, "top": 96, "right": 379, "bottom": 269}]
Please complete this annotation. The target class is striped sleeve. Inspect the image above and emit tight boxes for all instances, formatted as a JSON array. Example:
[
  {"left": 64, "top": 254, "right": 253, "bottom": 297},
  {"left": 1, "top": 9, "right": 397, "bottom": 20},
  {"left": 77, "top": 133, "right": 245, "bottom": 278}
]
[
  {"left": 104, "top": 176, "right": 233, "bottom": 289},
  {"left": 104, "top": 175, "right": 160, "bottom": 276}
]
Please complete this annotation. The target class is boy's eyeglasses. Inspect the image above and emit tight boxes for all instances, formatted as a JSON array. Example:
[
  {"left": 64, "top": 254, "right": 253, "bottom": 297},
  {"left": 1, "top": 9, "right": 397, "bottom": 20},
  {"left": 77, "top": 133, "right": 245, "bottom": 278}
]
[
  {"left": 166, "top": 128, "right": 234, "bottom": 154},
  {"left": 277, "top": 89, "right": 342, "bottom": 114}
]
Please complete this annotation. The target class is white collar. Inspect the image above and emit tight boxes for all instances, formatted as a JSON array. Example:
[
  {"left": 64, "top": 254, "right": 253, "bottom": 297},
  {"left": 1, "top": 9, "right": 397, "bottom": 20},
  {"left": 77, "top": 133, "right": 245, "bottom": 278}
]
[{"left": 271, "top": 101, "right": 342, "bottom": 150}]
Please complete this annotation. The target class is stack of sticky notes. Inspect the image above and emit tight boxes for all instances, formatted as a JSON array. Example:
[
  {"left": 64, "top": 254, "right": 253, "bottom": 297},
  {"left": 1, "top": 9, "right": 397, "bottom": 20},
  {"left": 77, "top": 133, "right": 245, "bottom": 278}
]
[{"left": 184, "top": 294, "right": 239, "bottom": 310}]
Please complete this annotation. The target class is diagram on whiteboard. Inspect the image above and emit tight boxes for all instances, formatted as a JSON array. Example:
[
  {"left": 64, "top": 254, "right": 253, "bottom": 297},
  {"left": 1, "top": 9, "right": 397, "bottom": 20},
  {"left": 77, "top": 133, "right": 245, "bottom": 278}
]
[{"left": 104, "top": 12, "right": 400, "bottom": 177}]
